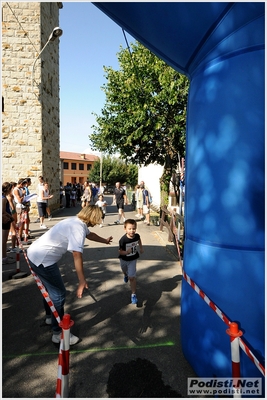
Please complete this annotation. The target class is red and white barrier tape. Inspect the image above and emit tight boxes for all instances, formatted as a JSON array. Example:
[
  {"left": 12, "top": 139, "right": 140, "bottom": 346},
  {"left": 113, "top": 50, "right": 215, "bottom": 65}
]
[
  {"left": 182, "top": 269, "right": 231, "bottom": 326},
  {"left": 171, "top": 213, "right": 265, "bottom": 377},
  {"left": 16, "top": 215, "right": 61, "bottom": 323},
  {"left": 239, "top": 337, "right": 265, "bottom": 377}
]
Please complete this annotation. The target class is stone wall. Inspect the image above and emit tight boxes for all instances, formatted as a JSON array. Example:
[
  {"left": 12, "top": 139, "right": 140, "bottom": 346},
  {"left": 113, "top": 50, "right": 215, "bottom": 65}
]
[{"left": 2, "top": 2, "right": 62, "bottom": 215}]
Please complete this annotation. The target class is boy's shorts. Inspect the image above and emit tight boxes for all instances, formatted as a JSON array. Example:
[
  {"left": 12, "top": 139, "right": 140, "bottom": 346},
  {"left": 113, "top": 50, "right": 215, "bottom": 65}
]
[{"left": 120, "top": 258, "right": 137, "bottom": 278}]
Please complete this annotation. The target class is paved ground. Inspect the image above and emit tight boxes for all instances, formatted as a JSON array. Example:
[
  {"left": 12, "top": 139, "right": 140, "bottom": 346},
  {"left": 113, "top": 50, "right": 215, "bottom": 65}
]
[{"left": 2, "top": 196, "right": 197, "bottom": 398}]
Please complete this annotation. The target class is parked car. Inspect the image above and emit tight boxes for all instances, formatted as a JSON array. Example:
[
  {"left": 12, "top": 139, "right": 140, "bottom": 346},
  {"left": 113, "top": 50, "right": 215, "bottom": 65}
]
[{"left": 104, "top": 185, "right": 114, "bottom": 194}]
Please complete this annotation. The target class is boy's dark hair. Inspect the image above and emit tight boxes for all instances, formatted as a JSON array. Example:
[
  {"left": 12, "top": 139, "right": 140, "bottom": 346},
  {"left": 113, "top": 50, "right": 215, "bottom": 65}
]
[{"left": 124, "top": 219, "right": 137, "bottom": 228}]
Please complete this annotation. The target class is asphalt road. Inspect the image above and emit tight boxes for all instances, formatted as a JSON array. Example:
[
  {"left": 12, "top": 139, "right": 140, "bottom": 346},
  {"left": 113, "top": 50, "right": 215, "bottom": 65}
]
[{"left": 2, "top": 196, "right": 197, "bottom": 398}]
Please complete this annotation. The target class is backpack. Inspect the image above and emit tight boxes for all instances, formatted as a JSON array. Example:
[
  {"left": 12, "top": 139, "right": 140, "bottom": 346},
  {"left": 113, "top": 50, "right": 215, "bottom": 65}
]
[{"left": 147, "top": 190, "right": 153, "bottom": 204}]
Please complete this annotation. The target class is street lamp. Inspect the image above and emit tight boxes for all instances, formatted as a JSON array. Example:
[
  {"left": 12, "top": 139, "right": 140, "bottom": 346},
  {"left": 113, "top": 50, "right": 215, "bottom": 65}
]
[
  {"left": 99, "top": 152, "right": 103, "bottom": 190},
  {"left": 31, "top": 27, "right": 63, "bottom": 90}
]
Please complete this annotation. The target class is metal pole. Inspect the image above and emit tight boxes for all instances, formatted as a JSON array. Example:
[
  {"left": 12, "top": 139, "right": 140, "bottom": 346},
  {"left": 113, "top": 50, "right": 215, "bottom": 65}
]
[{"left": 99, "top": 153, "right": 103, "bottom": 189}]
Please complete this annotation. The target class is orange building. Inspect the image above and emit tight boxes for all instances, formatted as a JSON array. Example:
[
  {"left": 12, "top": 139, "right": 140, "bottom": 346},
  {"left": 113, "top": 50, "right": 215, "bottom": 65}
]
[{"left": 60, "top": 151, "right": 99, "bottom": 185}]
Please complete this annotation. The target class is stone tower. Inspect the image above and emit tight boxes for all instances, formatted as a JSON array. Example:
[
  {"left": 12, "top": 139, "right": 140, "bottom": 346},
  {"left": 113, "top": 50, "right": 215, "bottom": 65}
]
[{"left": 2, "top": 2, "right": 63, "bottom": 215}]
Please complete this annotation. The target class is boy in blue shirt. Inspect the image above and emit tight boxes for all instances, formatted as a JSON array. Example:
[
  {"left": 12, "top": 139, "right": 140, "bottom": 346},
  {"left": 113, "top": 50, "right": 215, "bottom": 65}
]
[{"left": 118, "top": 219, "right": 144, "bottom": 305}]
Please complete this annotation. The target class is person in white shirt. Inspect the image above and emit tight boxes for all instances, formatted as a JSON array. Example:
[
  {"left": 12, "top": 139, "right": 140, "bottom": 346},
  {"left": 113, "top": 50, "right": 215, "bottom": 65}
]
[
  {"left": 13, "top": 178, "right": 27, "bottom": 239},
  {"left": 27, "top": 205, "right": 113, "bottom": 345},
  {"left": 95, "top": 194, "right": 107, "bottom": 227},
  {"left": 37, "top": 182, "right": 53, "bottom": 229}
]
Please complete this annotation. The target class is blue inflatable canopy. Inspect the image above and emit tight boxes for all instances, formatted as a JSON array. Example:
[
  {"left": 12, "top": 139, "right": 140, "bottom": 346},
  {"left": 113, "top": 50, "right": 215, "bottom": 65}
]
[{"left": 94, "top": 2, "right": 265, "bottom": 384}]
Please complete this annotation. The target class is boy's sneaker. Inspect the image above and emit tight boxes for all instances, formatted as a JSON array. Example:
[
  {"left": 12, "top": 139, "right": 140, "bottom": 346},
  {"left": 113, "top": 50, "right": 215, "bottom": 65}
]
[
  {"left": 52, "top": 332, "right": 79, "bottom": 345},
  {"left": 124, "top": 275, "right": 128, "bottom": 283},
  {"left": 131, "top": 294, "right": 138, "bottom": 304},
  {"left": 114, "top": 220, "right": 120, "bottom": 224},
  {"left": 40, "top": 225, "right": 48, "bottom": 229},
  {"left": 48, "top": 215, "right": 52, "bottom": 221}
]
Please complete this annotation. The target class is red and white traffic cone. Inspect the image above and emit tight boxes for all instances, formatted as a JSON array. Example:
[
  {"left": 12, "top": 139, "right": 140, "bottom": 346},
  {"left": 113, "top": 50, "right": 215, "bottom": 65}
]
[
  {"left": 55, "top": 314, "right": 74, "bottom": 398},
  {"left": 226, "top": 322, "right": 243, "bottom": 398}
]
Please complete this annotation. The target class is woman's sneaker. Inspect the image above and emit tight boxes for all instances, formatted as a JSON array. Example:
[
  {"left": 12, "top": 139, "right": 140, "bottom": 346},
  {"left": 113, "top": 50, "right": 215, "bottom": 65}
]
[
  {"left": 124, "top": 275, "right": 128, "bottom": 283},
  {"left": 131, "top": 294, "right": 138, "bottom": 304},
  {"left": 52, "top": 332, "right": 79, "bottom": 345}
]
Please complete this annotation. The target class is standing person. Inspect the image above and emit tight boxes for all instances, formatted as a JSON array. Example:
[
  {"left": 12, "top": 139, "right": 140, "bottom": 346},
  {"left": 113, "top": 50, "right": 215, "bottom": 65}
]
[
  {"left": 70, "top": 184, "right": 77, "bottom": 207},
  {"left": 98, "top": 182, "right": 105, "bottom": 196},
  {"left": 27, "top": 205, "right": 113, "bottom": 345},
  {"left": 7, "top": 182, "right": 21, "bottom": 252},
  {"left": 2, "top": 182, "right": 15, "bottom": 264},
  {"left": 37, "top": 182, "right": 53, "bottom": 229},
  {"left": 81, "top": 181, "right": 91, "bottom": 208},
  {"left": 76, "top": 183, "right": 82, "bottom": 205},
  {"left": 91, "top": 184, "right": 98, "bottom": 204},
  {"left": 59, "top": 181, "right": 64, "bottom": 208},
  {"left": 135, "top": 185, "right": 143, "bottom": 219},
  {"left": 64, "top": 182, "right": 71, "bottom": 208},
  {"left": 13, "top": 178, "right": 27, "bottom": 240},
  {"left": 35, "top": 176, "right": 44, "bottom": 222},
  {"left": 118, "top": 219, "right": 144, "bottom": 305},
  {"left": 23, "top": 178, "right": 34, "bottom": 238},
  {"left": 140, "top": 183, "right": 151, "bottom": 226},
  {"left": 113, "top": 182, "right": 127, "bottom": 224},
  {"left": 95, "top": 194, "right": 107, "bottom": 227}
]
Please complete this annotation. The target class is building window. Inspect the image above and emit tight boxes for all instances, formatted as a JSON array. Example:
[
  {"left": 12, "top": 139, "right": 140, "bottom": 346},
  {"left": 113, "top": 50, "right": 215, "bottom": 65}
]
[
  {"left": 71, "top": 163, "right": 76, "bottom": 170},
  {"left": 63, "top": 162, "right": 68, "bottom": 169},
  {"left": 87, "top": 164, "right": 92, "bottom": 171},
  {"left": 79, "top": 163, "right": 84, "bottom": 170}
]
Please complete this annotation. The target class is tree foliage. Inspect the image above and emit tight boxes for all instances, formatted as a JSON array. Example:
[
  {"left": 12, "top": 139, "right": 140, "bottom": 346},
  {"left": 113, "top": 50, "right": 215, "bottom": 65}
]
[
  {"left": 89, "top": 41, "right": 189, "bottom": 194},
  {"left": 88, "top": 155, "right": 138, "bottom": 188}
]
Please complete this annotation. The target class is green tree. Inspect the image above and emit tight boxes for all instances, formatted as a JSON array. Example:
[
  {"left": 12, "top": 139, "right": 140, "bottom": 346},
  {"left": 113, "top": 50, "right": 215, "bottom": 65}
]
[
  {"left": 90, "top": 41, "right": 189, "bottom": 203},
  {"left": 88, "top": 155, "right": 138, "bottom": 188}
]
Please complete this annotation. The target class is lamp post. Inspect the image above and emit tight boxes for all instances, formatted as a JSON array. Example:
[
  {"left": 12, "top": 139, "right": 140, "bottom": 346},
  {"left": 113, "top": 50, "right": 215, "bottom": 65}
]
[
  {"left": 31, "top": 27, "right": 63, "bottom": 90},
  {"left": 99, "top": 153, "right": 103, "bottom": 190}
]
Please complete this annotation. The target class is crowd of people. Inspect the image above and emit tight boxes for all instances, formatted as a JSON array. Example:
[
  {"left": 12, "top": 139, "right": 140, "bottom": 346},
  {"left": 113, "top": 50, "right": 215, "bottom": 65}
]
[
  {"left": 2, "top": 178, "right": 152, "bottom": 262},
  {"left": 2, "top": 177, "right": 152, "bottom": 344},
  {"left": 2, "top": 176, "right": 55, "bottom": 264},
  {"left": 62, "top": 181, "right": 105, "bottom": 209}
]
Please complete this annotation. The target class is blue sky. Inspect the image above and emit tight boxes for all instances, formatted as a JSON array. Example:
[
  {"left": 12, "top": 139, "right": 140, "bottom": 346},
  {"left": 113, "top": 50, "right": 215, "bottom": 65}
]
[{"left": 59, "top": 2, "right": 134, "bottom": 154}]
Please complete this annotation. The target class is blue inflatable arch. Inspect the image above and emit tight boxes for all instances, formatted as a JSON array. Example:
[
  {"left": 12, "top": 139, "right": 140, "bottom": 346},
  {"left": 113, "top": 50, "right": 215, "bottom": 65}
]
[{"left": 94, "top": 2, "right": 265, "bottom": 380}]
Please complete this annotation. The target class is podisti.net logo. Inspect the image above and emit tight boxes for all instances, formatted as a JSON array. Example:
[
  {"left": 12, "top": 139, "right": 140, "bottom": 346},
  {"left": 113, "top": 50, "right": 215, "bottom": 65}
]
[{"left": 187, "top": 378, "right": 262, "bottom": 396}]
